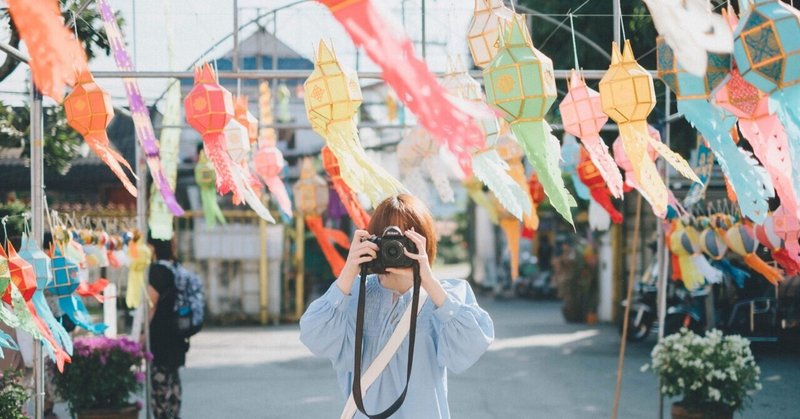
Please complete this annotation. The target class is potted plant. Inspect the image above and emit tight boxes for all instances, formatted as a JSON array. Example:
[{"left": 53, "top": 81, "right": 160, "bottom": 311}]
[
  {"left": 643, "top": 329, "right": 761, "bottom": 419},
  {"left": 0, "top": 369, "right": 28, "bottom": 419},
  {"left": 51, "top": 336, "right": 150, "bottom": 419}
]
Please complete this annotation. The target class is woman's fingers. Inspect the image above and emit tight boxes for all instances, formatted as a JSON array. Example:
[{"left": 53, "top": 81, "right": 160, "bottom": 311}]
[
  {"left": 403, "top": 248, "right": 424, "bottom": 260},
  {"left": 404, "top": 230, "right": 426, "bottom": 254}
]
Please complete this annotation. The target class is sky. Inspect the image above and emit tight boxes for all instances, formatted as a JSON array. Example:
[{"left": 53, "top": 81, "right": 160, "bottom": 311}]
[{"left": 0, "top": 0, "right": 476, "bottom": 110}]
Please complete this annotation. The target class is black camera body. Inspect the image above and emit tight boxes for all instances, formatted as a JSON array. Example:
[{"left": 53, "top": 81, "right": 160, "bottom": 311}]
[{"left": 363, "top": 226, "right": 418, "bottom": 273}]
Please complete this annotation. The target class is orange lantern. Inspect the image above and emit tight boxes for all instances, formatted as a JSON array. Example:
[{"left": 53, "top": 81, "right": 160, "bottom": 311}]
[
  {"left": 233, "top": 96, "right": 259, "bottom": 145},
  {"left": 577, "top": 148, "right": 623, "bottom": 224}
]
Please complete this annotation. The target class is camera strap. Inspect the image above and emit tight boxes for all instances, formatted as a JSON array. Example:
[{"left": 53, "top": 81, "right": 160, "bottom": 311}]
[{"left": 351, "top": 263, "right": 422, "bottom": 419}]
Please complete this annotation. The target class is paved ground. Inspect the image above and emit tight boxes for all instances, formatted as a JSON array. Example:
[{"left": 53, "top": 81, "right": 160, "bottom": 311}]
[{"left": 176, "top": 295, "right": 799, "bottom": 419}]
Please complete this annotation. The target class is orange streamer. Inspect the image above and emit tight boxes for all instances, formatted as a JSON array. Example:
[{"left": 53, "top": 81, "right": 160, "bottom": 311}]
[{"left": 305, "top": 216, "right": 349, "bottom": 277}]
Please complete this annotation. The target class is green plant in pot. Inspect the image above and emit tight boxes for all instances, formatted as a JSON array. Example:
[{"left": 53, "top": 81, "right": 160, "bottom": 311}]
[
  {"left": 643, "top": 329, "right": 761, "bottom": 419},
  {"left": 0, "top": 369, "right": 28, "bottom": 419},
  {"left": 51, "top": 336, "right": 149, "bottom": 419}
]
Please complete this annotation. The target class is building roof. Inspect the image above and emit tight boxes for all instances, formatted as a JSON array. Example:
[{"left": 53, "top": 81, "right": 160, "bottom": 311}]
[{"left": 223, "top": 28, "right": 306, "bottom": 60}]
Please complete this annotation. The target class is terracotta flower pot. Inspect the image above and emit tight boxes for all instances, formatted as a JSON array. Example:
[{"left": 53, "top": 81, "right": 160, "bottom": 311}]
[
  {"left": 77, "top": 405, "right": 139, "bottom": 419},
  {"left": 671, "top": 402, "right": 733, "bottom": 419}
]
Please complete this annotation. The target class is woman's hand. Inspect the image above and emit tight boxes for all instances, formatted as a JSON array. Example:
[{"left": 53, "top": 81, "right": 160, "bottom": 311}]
[
  {"left": 385, "top": 228, "right": 447, "bottom": 307},
  {"left": 335, "top": 230, "right": 379, "bottom": 295}
]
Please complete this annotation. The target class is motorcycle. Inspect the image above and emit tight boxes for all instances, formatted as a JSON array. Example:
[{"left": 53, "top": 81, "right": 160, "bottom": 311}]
[{"left": 514, "top": 253, "right": 557, "bottom": 299}]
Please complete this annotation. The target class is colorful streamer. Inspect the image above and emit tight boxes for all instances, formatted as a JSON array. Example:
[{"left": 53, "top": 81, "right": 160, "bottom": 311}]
[{"left": 322, "top": 147, "right": 370, "bottom": 230}]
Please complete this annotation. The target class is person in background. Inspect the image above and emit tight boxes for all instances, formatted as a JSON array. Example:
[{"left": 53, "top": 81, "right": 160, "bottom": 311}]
[
  {"left": 299, "top": 194, "right": 494, "bottom": 419},
  {"left": 146, "top": 235, "right": 188, "bottom": 419}
]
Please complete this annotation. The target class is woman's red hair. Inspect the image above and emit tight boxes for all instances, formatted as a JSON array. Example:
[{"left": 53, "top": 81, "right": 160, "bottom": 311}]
[{"left": 367, "top": 194, "right": 437, "bottom": 264}]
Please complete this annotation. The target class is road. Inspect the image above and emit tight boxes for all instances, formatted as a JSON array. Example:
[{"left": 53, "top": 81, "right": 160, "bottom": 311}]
[{"left": 178, "top": 296, "right": 799, "bottom": 419}]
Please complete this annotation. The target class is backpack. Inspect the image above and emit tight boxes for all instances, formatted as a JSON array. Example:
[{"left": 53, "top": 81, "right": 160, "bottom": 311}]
[{"left": 158, "top": 261, "right": 204, "bottom": 337}]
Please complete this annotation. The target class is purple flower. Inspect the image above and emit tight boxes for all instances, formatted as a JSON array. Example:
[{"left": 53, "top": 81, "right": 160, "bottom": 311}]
[
  {"left": 135, "top": 400, "right": 143, "bottom": 410},
  {"left": 134, "top": 371, "right": 145, "bottom": 383}
]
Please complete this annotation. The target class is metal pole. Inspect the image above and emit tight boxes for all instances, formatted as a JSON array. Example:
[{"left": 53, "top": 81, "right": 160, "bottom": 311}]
[
  {"left": 233, "top": 0, "right": 241, "bottom": 95},
  {"left": 136, "top": 134, "right": 153, "bottom": 419},
  {"left": 294, "top": 217, "right": 305, "bottom": 321},
  {"left": 30, "top": 79, "right": 45, "bottom": 419},
  {"left": 656, "top": 83, "right": 672, "bottom": 419},
  {"left": 421, "top": 0, "right": 426, "bottom": 60},
  {"left": 259, "top": 203, "right": 269, "bottom": 325},
  {"left": 613, "top": 0, "right": 622, "bottom": 45}
]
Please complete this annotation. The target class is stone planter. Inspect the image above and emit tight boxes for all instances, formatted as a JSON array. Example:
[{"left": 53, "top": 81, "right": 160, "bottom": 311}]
[
  {"left": 671, "top": 402, "right": 733, "bottom": 419},
  {"left": 77, "top": 405, "right": 139, "bottom": 419}
]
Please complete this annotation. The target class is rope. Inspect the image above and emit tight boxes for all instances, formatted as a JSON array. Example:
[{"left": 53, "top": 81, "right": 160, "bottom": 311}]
[{"left": 611, "top": 192, "right": 642, "bottom": 419}]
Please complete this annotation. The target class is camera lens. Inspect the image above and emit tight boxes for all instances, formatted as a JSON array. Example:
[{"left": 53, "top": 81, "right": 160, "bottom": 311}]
[{"left": 384, "top": 241, "right": 402, "bottom": 261}]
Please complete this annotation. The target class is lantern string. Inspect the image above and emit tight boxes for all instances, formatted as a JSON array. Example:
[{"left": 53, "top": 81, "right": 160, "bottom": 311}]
[
  {"left": 1, "top": 215, "right": 7, "bottom": 245},
  {"left": 569, "top": 12, "right": 579, "bottom": 70},
  {"left": 620, "top": 9, "right": 627, "bottom": 41}
]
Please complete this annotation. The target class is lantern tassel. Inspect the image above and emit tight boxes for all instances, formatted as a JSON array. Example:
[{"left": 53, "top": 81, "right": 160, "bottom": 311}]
[
  {"left": 319, "top": 0, "right": 488, "bottom": 176},
  {"left": 679, "top": 100, "right": 773, "bottom": 223},
  {"left": 499, "top": 217, "right": 520, "bottom": 281},
  {"left": 86, "top": 134, "right": 138, "bottom": 197},
  {"left": 6, "top": 283, "right": 69, "bottom": 371},
  {"left": 262, "top": 175, "right": 293, "bottom": 218},
  {"left": 736, "top": 118, "right": 799, "bottom": 219},
  {"left": 199, "top": 181, "right": 226, "bottom": 227},
  {"left": 463, "top": 179, "right": 499, "bottom": 225},
  {"left": 0, "top": 327, "right": 18, "bottom": 357},
  {"left": 423, "top": 155, "right": 455, "bottom": 203},
  {"left": 588, "top": 199, "right": 612, "bottom": 232},
  {"left": 203, "top": 132, "right": 237, "bottom": 196},
  {"left": 505, "top": 157, "right": 539, "bottom": 230},
  {"left": 76, "top": 278, "right": 109, "bottom": 303},
  {"left": 511, "top": 122, "right": 576, "bottom": 226},
  {"left": 229, "top": 163, "right": 276, "bottom": 223},
  {"left": 305, "top": 216, "right": 349, "bottom": 277},
  {"left": 711, "top": 259, "right": 748, "bottom": 289},
  {"left": 770, "top": 90, "right": 800, "bottom": 217},
  {"left": 59, "top": 295, "right": 107, "bottom": 335},
  {"left": 581, "top": 135, "right": 624, "bottom": 198},
  {"left": 588, "top": 185, "right": 623, "bottom": 225},
  {"left": 31, "top": 290, "right": 72, "bottom": 355},
  {"left": 772, "top": 248, "right": 800, "bottom": 277},
  {"left": 472, "top": 150, "right": 531, "bottom": 221},
  {"left": 329, "top": 178, "right": 371, "bottom": 230},
  {"left": 743, "top": 253, "right": 782, "bottom": 286},
  {"left": 691, "top": 254, "right": 724, "bottom": 284},
  {"left": 26, "top": 300, "right": 71, "bottom": 371}
]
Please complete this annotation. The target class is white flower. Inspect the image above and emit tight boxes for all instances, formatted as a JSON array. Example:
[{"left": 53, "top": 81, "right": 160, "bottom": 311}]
[{"left": 708, "top": 387, "right": 721, "bottom": 401}]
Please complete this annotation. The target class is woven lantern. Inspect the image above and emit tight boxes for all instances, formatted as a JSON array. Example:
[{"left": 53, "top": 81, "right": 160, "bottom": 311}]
[
  {"left": 224, "top": 119, "right": 250, "bottom": 163},
  {"left": 234, "top": 95, "right": 259, "bottom": 145},
  {"left": 64, "top": 70, "right": 136, "bottom": 196},
  {"left": 559, "top": 70, "right": 623, "bottom": 198},
  {"left": 293, "top": 158, "right": 329, "bottom": 218},
  {"left": 699, "top": 227, "right": 728, "bottom": 260},
  {"left": 18, "top": 233, "right": 52, "bottom": 291},
  {"left": 2, "top": 242, "right": 36, "bottom": 303},
  {"left": 47, "top": 244, "right": 79, "bottom": 296},
  {"left": 670, "top": 223, "right": 723, "bottom": 291},
  {"left": 467, "top": 0, "right": 514, "bottom": 68},
  {"left": 397, "top": 128, "right": 454, "bottom": 204},
  {"left": 484, "top": 14, "right": 575, "bottom": 225}
]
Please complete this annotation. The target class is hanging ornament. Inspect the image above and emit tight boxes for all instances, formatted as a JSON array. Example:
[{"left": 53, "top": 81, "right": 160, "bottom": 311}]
[
  {"left": 773, "top": 204, "right": 800, "bottom": 265},
  {"left": 642, "top": 0, "right": 733, "bottom": 76},
  {"left": 317, "top": 0, "right": 490, "bottom": 175},
  {"left": 484, "top": 15, "right": 576, "bottom": 225},
  {"left": 602, "top": 40, "right": 700, "bottom": 218},
  {"left": 234, "top": 96, "right": 259, "bottom": 146},
  {"left": 322, "top": 147, "right": 370, "bottom": 230},
  {"left": 48, "top": 243, "right": 106, "bottom": 335},
  {"left": 700, "top": 218, "right": 751, "bottom": 288},
  {"left": 194, "top": 150, "right": 227, "bottom": 228},
  {"left": 754, "top": 215, "right": 800, "bottom": 276},
  {"left": 303, "top": 41, "right": 405, "bottom": 206},
  {"left": 725, "top": 222, "right": 783, "bottom": 285},
  {"left": 577, "top": 147, "right": 623, "bottom": 225},
  {"left": 185, "top": 63, "right": 274, "bottom": 222},
  {"left": 223, "top": 118, "right": 261, "bottom": 204},
  {"left": 441, "top": 58, "right": 531, "bottom": 220},
  {"left": 714, "top": 9, "right": 800, "bottom": 220},
  {"left": 559, "top": 70, "right": 624, "bottom": 198},
  {"left": 258, "top": 81, "right": 278, "bottom": 146},
  {"left": 683, "top": 136, "right": 715, "bottom": 208},
  {"left": 733, "top": 0, "right": 800, "bottom": 211},
  {"left": 494, "top": 196, "right": 521, "bottom": 282},
  {"left": 670, "top": 222, "right": 724, "bottom": 291},
  {"left": 496, "top": 134, "right": 539, "bottom": 230},
  {"left": 96, "top": 0, "right": 183, "bottom": 215},
  {"left": 254, "top": 83, "right": 293, "bottom": 217},
  {"left": 463, "top": 178, "right": 499, "bottom": 225},
  {"left": 397, "top": 128, "right": 455, "bottom": 204},
  {"left": 125, "top": 231, "right": 151, "bottom": 309},
  {"left": 64, "top": 70, "right": 137, "bottom": 196},
  {"left": 467, "top": 0, "right": 514, "bottom": 68},
  {"left": 6, "top": 0, "right": 88, "bottom": 101},
  {"left": 293, "top": 158, "right": 350, "bottom": 277},
  {"left": 658, "top": 37, "right": 773, "bottom": 223},
  {"left": 561, "top": 134, "right": 592, "bottom": 201}
]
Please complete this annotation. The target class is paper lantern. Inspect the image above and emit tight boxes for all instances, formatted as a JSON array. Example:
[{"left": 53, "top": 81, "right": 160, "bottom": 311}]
[
  {"left": 185, "top": 63, "right": 274, "bottom": 222},
  {"left": 397, "top": 128, "right": 454, "bottom": 204},
  {"left": 773, "top": 204, "right": 800, "bottom": 265},
  {"left": 559, "top": 70, "right": 623, "bottom": 198},
  {"left": 194, "top": 151, "right": 226, "bottom": 227},
  {"left": 602, "top": 40, "right": 699, "bottom": 218},
  {"left": 2, "top": 242, "right": 36, "bottom": 303},
  {"left": 726, "top": 222, "right": 782, "bottom": 285},
  {"left": 484, "top": 14, "right": 576, "bottom": 225},
  {"left": 49, "top": 242, "right": 106, "bottom": 335},
  {"left": 700, "top": 226, "right": 728, "bottom": 260},
  {"left": 18, "top": 233, "right": 51, "bottom": 290},
  {"left": 754, "top": 215, "right": 800, "bottom": 275},
  {"left": 467, "top": 0, "right": 514, "bottom": 68},
  {"left": 577, "top": 147, "right": 623, "bottom": 224},
  {"left": 440, "top": 59, "right": 530, "bottom": 221},
  {"left": 322, "top": 147, "right": 370, "bottom": 230},
  {"left": 224, "top": 119, "right": 250, "bottom": 164},
  {"left": 64, "top": 70, "right": 137, "bottom": 196},
  {"left": 258, "top": 81, "right": 278, "bottom": 147},
  {"left": 318, "top": 0, "right": 488, "bottom": 175},
  {"left": 494, "top": 196, "right": 521, "bottom": 282},
  {"left": 670, "top": 223, "right": 722, "bottom": 290},
  {"left": 304, "top": 41, "right": 405, "bottom": 206},
  {"left": 657, "top": 35, "right": 773, "bottom": 223},
  {"left": 234, "top": 96, "right": 259, "bottom": 145}
]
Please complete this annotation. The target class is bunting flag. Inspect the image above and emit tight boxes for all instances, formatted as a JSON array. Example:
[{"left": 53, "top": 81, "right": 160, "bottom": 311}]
[
  {"left": 725, "top": 222, "right": 783, "bottom": 285},
  {"left": 603, "top": 40, "right": 701, "bottom": 218},
  {"left": 715, "top": 9, "right": 800, "bottom": 220},
  {"left": 254, "top": 82, "right": 293, "bottom": 217},
  {"left": 6, "top": 0, "right": 88, "bottom": 101},
  {"left": 397, "top": 128, "right": 455, "bottom": 204},
  {"left": 657, "top": 37, "right": 773, "bottom": 223},
  {"left": 683, "top": 136, "right": 715, "bottom": 208},
  {"left": 304, "top": 41, "right": 405, "bottom": 206},
  {"left": 733, "top": 0, "right": 800, "bottom": 217},
  {"left": 642, "top": 0, "right": 733, "bottom": 76},
  {"left": 440, "top": 59, "right": 531, "bottom": 221},
  {"left": 64, "top": 70, "right": 137, "bottom": 196},
  {"left": 317, "top": 0, "right": 489, "bottom": 175},
  {"left": 185, "top": 63, "right": 274, "bottom": 223},
  {"left": 467, "top": 0, "right": 514, "bottom": 68},
  {"left": 559, "top": 70, "right": 624, "bottom": 198},
  {"left": 96, "top": 0, "right": 183, "bottom": 216},
  {"left": 293, "top": 158, "right": 349, "bottom": 277},
  {"left": 484, "top": 15, "right": 576, "bottom": 225},
  {"left": 322, "top": 147, "right": 371, "bottom": 230}
]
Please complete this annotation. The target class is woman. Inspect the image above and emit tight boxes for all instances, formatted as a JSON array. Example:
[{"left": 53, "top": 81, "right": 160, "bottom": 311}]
[
  {"left": 300, "top": 194, "right": 494, "bottom": 419},
  {"left": 147, "top": 236, "right": 188, "bottom": 419}
]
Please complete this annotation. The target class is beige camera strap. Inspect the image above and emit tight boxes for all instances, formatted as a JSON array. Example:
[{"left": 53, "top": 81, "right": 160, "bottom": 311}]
[{"left": 340, "top": 288, "right": 428, "bottom": 419}]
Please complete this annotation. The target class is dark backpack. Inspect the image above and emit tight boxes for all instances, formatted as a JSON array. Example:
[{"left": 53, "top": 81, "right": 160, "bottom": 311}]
[{"left": 158, "top": 261, "right": 204, "bottom": 337}]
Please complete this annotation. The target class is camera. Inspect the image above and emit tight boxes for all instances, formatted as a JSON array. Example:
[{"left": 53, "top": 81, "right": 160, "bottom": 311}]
[{"left": 363, "top": 226, "right": 418, "bottom": 273}]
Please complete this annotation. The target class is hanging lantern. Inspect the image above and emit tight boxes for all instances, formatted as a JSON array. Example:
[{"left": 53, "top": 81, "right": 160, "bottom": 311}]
[
  {"left": 194, "top": 150, "right": 226, "bottom": 227},
  {"left": 65, "top": 70, "right": 137, "bottom": 196},
  {"left": 126, "top": 231, "right": 152, "bottom": 309},
  {"left": 224, "top": 118, "right": 251, "bottom": 164},
  {"left": 322, "top": 147, "right": 370, "bottom": 230},
  {"left": 559, "top": 69, "right": 623, "bottom": 198},
  {"left": 2, "top": 242, "right": 36, "bottom": 303},
  {"left": 484, "top": 14, "right": 575, "bottom": 225},
  {"left": 699, "top": 227, "right": 728, "bottom": 260},
  {"left": 253, "top": 146, "right": 293, "bottom": 217},
  {"left": 304, "top": 40, "right": 405, "bottom": 206},
  {"left": 670, "top": 223, "right": 723, "bottom": 291},
  {"left": 467, "top": 0, "right": 514, "bottom": 68},
  {"left": 496, "top": 134, "right": 538, "bottom": 230},
  {"left": 754, "top": 215, "right": 800, "bottom": 276},
  {"left": 234, "top": 95, "right": 259, "bottom": 145},
  {"left": 293, "top": 158, "right": 349, "bottom": 277},
  {"left": 773, "top": 204, "right": 800, "bottom": 265},
  {"left": 397, "top": 128, "right": 455, "bottom": 204},
  {"left": 258, "top": 81, "right": 278, "bottom": 147},
  {"left": 725, "top": 222, "right": 782, "bottom": 285},
  {"left": 48, "top": 243, "right": 106, "bottom": 335},
  {"left": 577, "top": 147, "right": 623, "bottom": 225}
]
